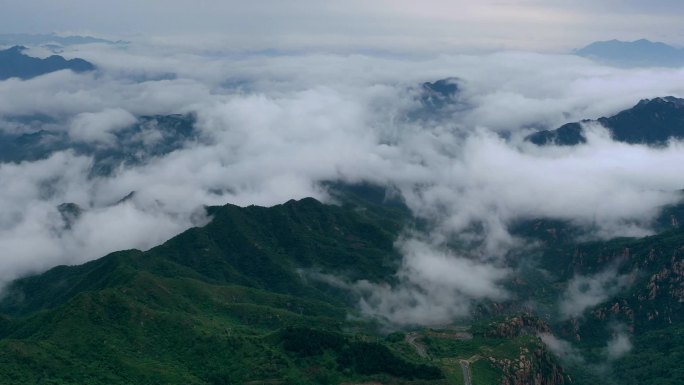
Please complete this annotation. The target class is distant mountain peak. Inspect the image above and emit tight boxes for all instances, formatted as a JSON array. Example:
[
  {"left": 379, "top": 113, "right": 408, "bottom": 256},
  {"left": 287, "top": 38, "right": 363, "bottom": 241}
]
[
  {"left": 422, "top": 77, "right": 459, "bottom": 97},
  {"left": 0, "top": 45, "right": 95, "bottom": 80},
  {"left": 0, "top": 33, "right": 124, "bottom": 47},
  {"left": 575, "top": 39, "right": 684, "bottom": 67},
  {"left": 417, "top": 77, "right": 462, "bottom": 111}
]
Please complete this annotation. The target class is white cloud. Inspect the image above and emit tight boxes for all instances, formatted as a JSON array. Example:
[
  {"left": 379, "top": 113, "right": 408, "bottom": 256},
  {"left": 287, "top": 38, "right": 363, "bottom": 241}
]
[
  {"left": 69, "top": 108, "right": 136, "bottom": 145},
  {"left": 0, "top": 70, "right": 210, "bottom": 119},
  {"left": 353, "top": 239, "right": 509, "bottom": 326},
  {"left": 539, "top": 333, "right": 585, "bottom": 364},
  {"left": 559, "top": 266, "right": 634, "bottom": 319},
  {"left": 606, "top": 329, "right": 633, "bottom": 359}
]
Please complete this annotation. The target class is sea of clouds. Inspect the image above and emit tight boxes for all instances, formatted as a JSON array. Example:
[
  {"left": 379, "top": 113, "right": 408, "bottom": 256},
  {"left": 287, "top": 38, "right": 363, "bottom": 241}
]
[{"left": 1, "top": 42, "right": 684, "bottom": 326}]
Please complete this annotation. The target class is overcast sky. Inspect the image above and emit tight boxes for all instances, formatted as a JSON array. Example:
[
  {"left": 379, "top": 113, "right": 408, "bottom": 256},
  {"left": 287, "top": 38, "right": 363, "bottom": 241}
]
[{"left": 2, "top": 0, "right": 684, "bottom": 52}]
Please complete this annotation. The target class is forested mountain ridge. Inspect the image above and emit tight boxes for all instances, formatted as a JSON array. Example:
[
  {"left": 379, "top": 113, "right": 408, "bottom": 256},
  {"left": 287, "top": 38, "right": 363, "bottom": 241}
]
[
  {"left": 0, "top": 195, "right": 574, "bottom": 385},
  {"left": 527, "top": 96, "right": 684, "bottom": 145}
]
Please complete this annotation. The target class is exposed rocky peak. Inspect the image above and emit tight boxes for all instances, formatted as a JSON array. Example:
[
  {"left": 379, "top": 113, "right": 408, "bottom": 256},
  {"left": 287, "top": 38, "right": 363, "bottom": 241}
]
[
  {"left": 490, "top": 343, "right": 569, "bottom": 385},
  {"left": 483, "top": 314, "right": 552, "bottom": 339}
]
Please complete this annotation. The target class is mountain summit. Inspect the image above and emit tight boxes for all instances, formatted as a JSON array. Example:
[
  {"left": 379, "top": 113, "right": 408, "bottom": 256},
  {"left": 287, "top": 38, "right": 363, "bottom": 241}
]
[
  {"left": 527, "top": 96, "right": 684, "bottom": 145},
  {"left": 0, "top": 45, "right": 95, "bottom": 80}
]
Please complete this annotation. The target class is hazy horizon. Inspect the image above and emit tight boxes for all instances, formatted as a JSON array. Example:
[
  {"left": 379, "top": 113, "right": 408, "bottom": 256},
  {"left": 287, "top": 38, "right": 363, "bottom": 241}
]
[{"left": 2, "top": 0, "right": 684, "bottom": 53}]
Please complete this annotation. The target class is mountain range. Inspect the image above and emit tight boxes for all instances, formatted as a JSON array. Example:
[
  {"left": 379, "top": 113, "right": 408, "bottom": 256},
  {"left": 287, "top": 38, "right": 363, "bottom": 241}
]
[{"left": 0, "top": 33, "right": 122, "bottom": 47}]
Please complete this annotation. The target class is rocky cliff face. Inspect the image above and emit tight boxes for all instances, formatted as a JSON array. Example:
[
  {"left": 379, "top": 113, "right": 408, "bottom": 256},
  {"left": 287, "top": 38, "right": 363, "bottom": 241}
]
[
  {"left": 484, "top": 314, "right": 552, "bottom": 339},
  {"left": 554, "top": 228, "right": 684, "bottom": 349},
  {"left": 477, "top": 316, "right": 569, "bottom": 385},
  {"left": 490, "top": 345, "right": 568, "bottom": 385}
]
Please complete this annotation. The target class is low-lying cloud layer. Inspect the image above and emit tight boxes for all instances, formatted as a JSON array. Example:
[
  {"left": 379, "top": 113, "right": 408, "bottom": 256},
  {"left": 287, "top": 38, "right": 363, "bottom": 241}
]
[
  {"left": 539, "top": 333, "right": 584, "bottom": 364},
  {"left": 1, "top": 43, "right": 684, "bottom": 324},
  {"left": 606, "top": 326, "right": 633, "bottom": 360},
  {"left": 559, "top": 264, "right": 636, "bottom": 320},
  {"left": 355, "top": 239, "right": 509, "bottom": 326}
]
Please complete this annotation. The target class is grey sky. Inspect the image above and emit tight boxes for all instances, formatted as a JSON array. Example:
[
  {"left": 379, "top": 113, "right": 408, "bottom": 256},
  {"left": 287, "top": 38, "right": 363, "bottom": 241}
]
[{"left": 2, "top": 0, "right": 684, "bottom": 51}]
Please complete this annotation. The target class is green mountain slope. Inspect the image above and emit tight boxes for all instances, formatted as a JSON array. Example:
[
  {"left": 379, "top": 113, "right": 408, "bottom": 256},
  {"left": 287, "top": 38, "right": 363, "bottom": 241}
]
[
  {"left": 1, "top": 197, "right": 405, "bottom": 316},
  {"left": 0, "top": 197, "right": 454, "bottom": 385},
  {"left": 10, "top": 190, "right": 684, "bottom": 384}
]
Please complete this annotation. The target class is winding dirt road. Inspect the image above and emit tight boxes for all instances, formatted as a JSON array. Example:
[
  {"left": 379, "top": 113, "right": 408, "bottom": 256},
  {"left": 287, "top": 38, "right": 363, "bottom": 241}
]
[
  {"left": 404, "top": 328, "right": 481, "bottom": 385},
  {"left": 459, "top": 359, "right": 472, "bottom": 385},
  {"left": 405, "top": 332, "right": 429, "bottom": 358}
]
